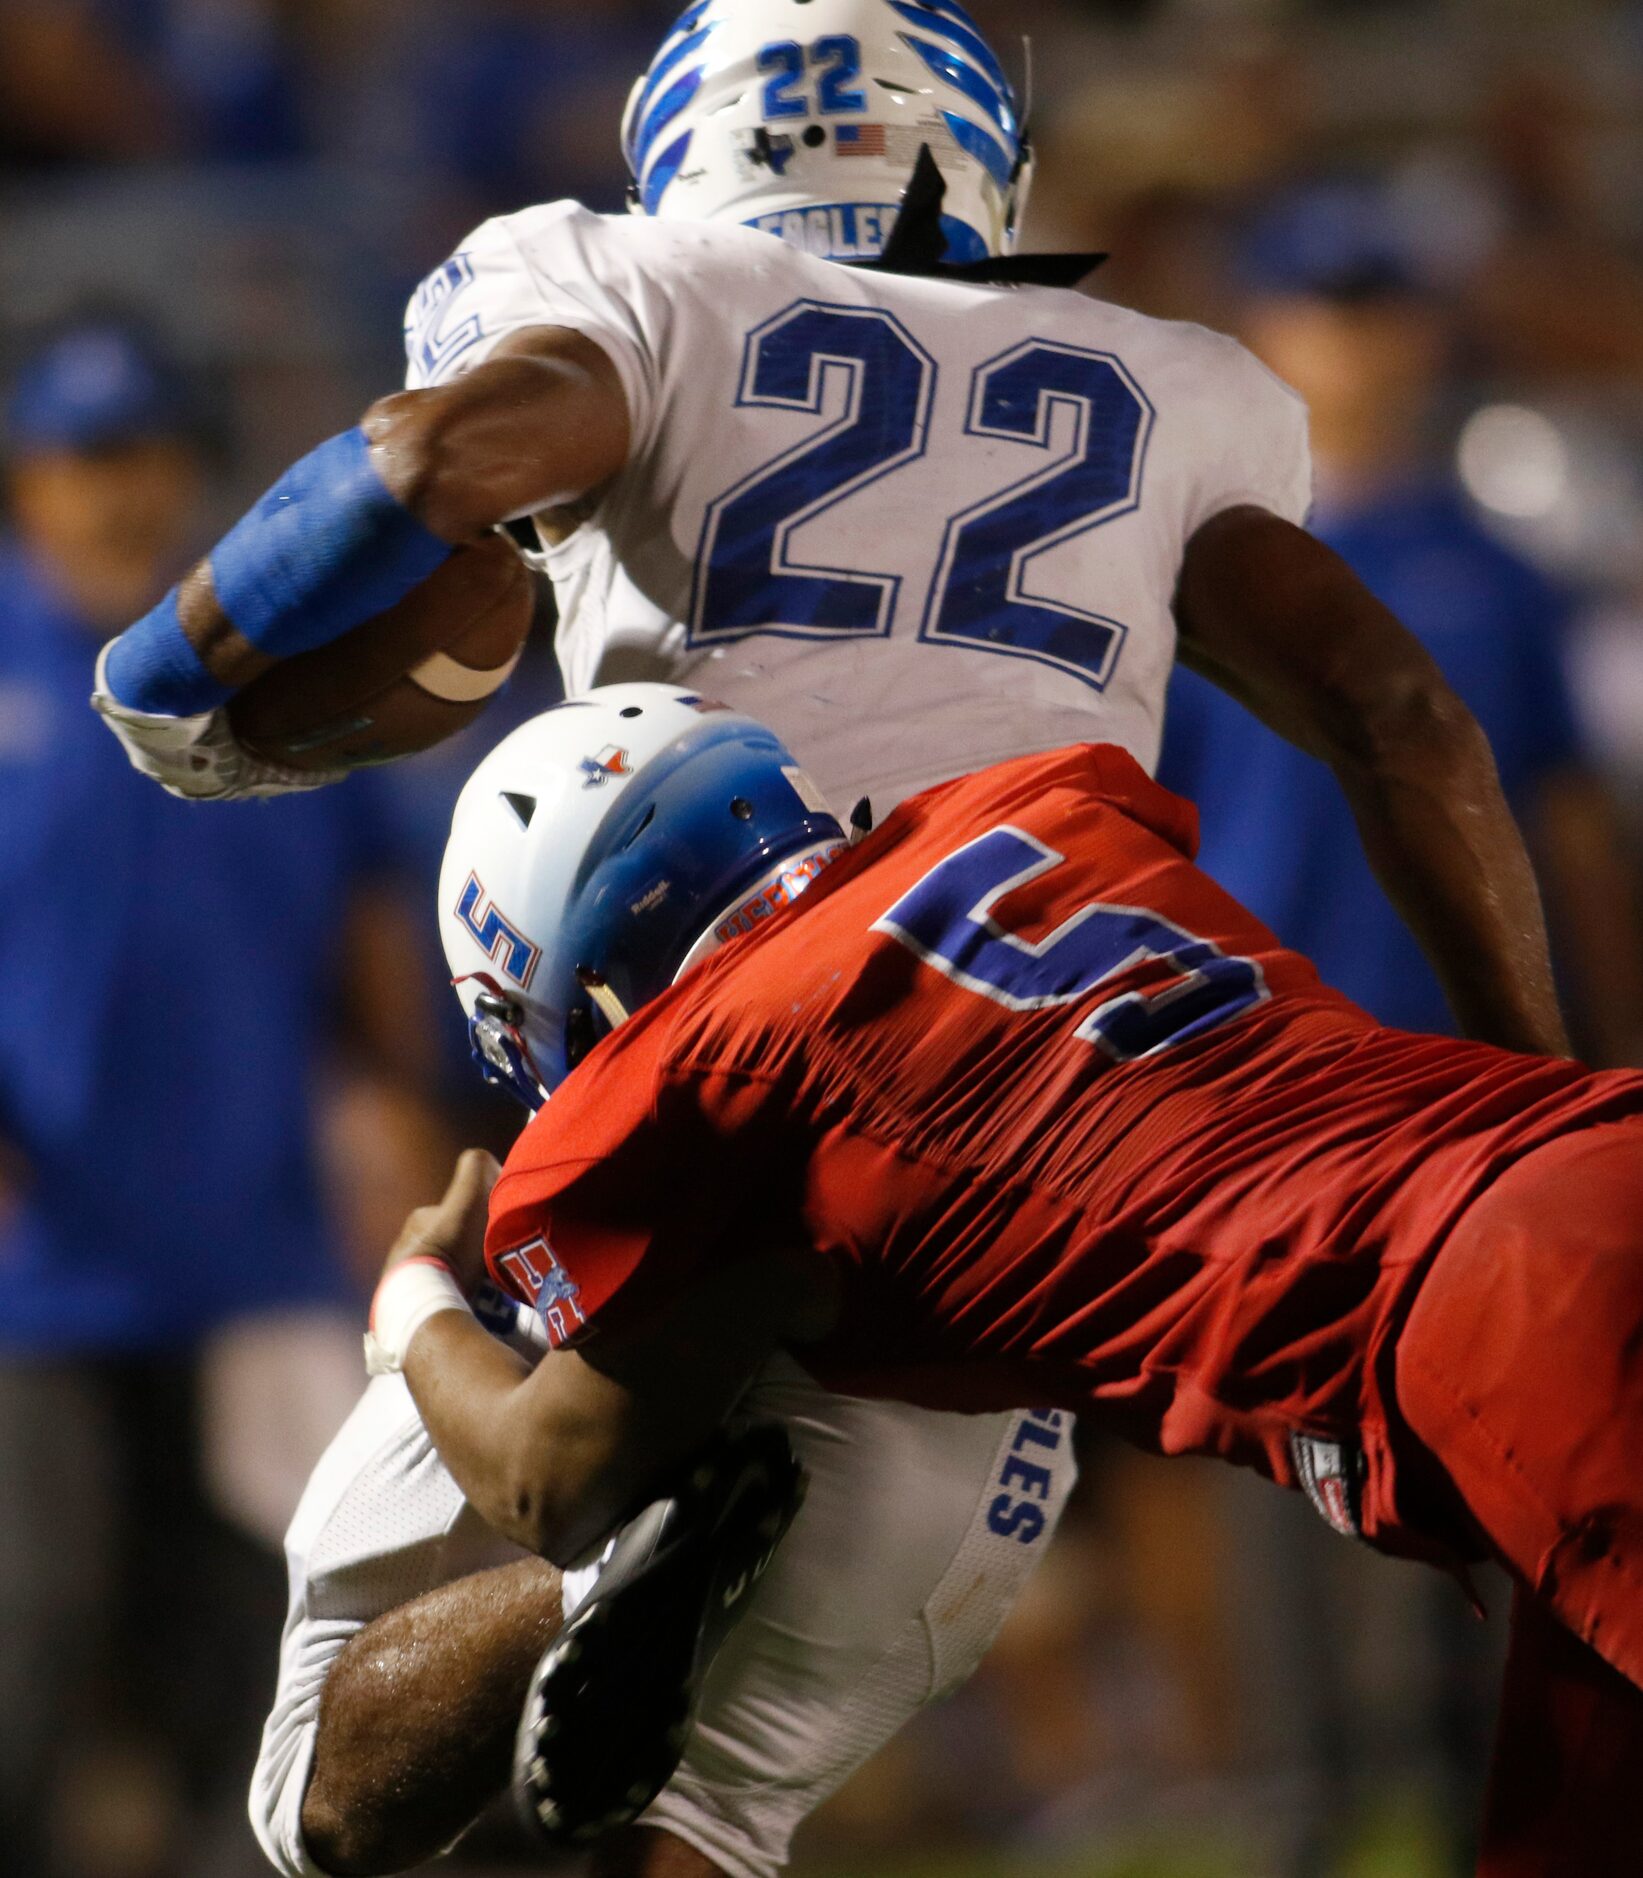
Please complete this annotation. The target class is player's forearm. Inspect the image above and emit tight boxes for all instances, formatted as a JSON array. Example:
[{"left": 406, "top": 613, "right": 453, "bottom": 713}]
[
  {"left": 1333, "top": 699, "right": 1569, "bottom": 1056},
  {"left": 98, "top": 425, "right": 454, "bottom": 717},
  {"left": 301, "top": 1557, "right": 563, "bottom": 1876},
  {"left": 100, "top": 331, "right": 626, "bottom": 722},
  {"left": 400, "top": 1277, "right": 809, "bottom": 1567},
  {"left": 403, "top": 1309, "right": 636, "bottom": 1566},
  {"left": 385, "top": 1158, "right": 816, "bottom": 1564}
]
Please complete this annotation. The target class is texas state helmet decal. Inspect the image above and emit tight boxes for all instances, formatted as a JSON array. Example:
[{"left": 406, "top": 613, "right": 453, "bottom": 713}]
[{"left": 580, "top": 745, "right": 633, "bottom": 788}]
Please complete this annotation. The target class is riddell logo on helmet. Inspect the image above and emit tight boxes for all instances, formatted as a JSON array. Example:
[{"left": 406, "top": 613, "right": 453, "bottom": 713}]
[
  {"left": 715, "top": 843, "right": 845, "bottom": 943},
  {"left": 629, "top": 879, "right": 670, "bottom": 917}
]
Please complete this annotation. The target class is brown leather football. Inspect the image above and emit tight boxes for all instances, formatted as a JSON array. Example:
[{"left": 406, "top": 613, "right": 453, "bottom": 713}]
[{"left": 228, "top": 534, "right": 534, "bottom": 771}]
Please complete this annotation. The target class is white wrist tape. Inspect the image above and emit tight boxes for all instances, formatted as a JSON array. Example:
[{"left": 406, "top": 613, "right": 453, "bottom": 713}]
[{"left": 364, "top": 1255, "right": 473, "bottom": 1376}]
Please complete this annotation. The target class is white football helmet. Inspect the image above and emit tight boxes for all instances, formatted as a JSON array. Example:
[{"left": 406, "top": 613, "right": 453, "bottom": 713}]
[
  {"left": 439, "top": 684, "right": 845, "bottom": 1109},
  {"left": 621, "top": 0, "right": 1032, "bottom": 265}
]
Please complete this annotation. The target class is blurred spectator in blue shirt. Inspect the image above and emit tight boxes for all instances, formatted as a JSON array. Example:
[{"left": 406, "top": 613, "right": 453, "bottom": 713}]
[
  {"left": 0, "top": 316, "right": 444, "bottom": 1877},
  {"left": 1161, "top": 178, "right": 1643, "bottom": 1062}
]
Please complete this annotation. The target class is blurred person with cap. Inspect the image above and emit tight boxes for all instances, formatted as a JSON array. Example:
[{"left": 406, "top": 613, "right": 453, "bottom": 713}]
[
  {"left": 0, "top": 316, "right": 445, "bottom": 1878},
  {"left": 1162, "top": 176, "right": 1643, "bottom": 1061},
  {"left": 3, "top": 316, "right": 205, "bottom": 630},
  {"left": 1157, "top": 176, "right": 1643, "bottom": 1877}
]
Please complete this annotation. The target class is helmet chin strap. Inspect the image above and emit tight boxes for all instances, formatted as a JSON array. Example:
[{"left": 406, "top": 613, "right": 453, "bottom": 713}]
[
  {"left": 1019, "top": 35, "right": 1035, "bottom": 147},
  {"left": 575, "top": 965, "right": 632, "bottom": 1029}
]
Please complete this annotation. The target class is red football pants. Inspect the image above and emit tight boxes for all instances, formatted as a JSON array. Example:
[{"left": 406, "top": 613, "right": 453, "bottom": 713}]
[{"left": 1398, "top": 1120, "right": 1643, "bottom": 1875}]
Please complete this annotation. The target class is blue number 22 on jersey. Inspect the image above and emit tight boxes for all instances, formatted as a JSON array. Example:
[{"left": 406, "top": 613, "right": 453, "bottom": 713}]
[
  {"left": 874, "top": 826, "right": 1266, "bottom": 1061},
  {"left": 691, "top": 303, "right": 1153, "bottom": 692}
]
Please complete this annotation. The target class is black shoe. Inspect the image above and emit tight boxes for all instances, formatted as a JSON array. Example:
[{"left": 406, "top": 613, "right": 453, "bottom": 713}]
[{"left": 512, "top": 1421, "right": 806, "bottom": 1847}]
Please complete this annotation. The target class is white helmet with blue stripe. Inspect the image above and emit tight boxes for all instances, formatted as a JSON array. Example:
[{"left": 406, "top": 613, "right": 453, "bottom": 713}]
[
  {"left": 439, "top": 683, "right": 845, "bottom": 1110},
  {"left": 621, "top": 0, "right": 1031, "bottom": 265}
]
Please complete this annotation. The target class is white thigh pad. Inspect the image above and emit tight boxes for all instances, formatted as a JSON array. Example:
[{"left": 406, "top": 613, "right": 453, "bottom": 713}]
[{"left": 645, "top": 1354, "right": 1076, "bottom": 1878}]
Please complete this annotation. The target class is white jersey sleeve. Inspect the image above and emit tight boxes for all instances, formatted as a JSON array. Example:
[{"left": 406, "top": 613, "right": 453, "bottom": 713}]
[
  {"left": 1170, "top": 326, "right": 1313, "bottom": 536},
  {"left": 402, "top": 203, "right": 660, "bottom": 456}
]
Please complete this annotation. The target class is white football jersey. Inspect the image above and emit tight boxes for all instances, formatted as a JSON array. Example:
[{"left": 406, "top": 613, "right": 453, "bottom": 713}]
[{"left": 405, "top": 204, "right": 1311, "bottom": 811}]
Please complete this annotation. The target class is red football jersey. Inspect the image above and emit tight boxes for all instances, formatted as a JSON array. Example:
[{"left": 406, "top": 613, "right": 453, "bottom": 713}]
[{"left": 486, "top": 744, "right": 1643, "bottom": 1553}]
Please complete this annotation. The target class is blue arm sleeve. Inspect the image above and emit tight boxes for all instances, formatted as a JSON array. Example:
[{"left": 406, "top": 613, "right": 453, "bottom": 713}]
[{"left": 103, "top": 427, "right": 452, "bottom": 716}]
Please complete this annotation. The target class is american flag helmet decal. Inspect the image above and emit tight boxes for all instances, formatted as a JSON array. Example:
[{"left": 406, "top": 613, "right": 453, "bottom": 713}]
[{"left": 835, "top": 124, "right": 888, "bottom": 156}]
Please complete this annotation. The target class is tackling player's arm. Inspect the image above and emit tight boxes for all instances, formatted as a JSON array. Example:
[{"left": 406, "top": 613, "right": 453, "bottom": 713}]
[
  {"left": 93, "top": 325, "right": 628, "bottom": 796},
  {"left": 1175, "top": 504, "right": 1570, "bottom": 1058},
  {"left": 384, "top": 1153, "right": 832, "bottom": 1568}
]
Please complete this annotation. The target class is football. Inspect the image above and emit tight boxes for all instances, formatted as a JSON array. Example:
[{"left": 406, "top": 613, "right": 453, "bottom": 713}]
[{"left": 228, "top": 534, "right": 534, "bottom": 771}]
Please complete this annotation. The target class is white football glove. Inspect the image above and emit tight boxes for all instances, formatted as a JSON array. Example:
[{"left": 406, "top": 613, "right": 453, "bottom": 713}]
[{"left": 91, "top": 642, "right": 345, "bottom": 801}]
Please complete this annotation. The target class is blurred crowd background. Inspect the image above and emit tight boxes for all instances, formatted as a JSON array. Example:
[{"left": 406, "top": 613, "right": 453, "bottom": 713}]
[{"left": 3, "top": 1, "right": 1643, "bottom": 1875}]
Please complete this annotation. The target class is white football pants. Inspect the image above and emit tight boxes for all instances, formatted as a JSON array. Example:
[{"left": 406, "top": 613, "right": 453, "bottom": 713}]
[{"left": 250, "top": 1354, "right": 1075, "bottom": 1878}]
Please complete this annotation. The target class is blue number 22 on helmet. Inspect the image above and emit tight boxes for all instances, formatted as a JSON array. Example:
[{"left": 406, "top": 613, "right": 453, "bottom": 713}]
[{"left": 620, "top": 0, "right": 1032, "bottom": 266}]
